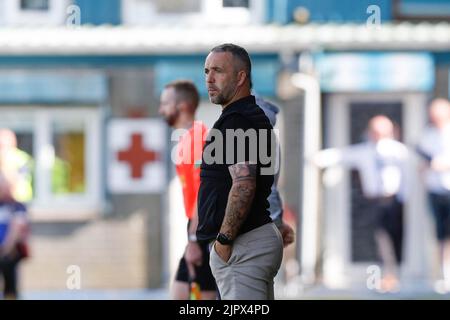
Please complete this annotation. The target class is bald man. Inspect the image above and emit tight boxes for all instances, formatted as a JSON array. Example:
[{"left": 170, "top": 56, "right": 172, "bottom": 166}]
[
  {"left": 417, "top": 98, "right": 450, "bottom": 293},
  {"left": 314, "top": 115, "right": 409, "bottom": 292}
]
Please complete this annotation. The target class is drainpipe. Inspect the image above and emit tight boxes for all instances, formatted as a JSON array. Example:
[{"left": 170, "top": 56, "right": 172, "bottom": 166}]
[{"left": 291, "top": 69, "right": 321, "bottom": 285}]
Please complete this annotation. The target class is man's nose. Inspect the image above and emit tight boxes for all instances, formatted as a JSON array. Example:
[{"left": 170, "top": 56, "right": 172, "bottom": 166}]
[{"left": 206, "top": 72, "right": 214, "bottom": 83}]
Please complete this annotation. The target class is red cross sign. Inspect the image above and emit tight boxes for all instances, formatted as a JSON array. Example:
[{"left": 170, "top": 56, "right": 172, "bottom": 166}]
[
  {"left": 108, "top": 119, "right": 166, "bottom": 194},
  {"left": 117, "top": 133, "right": 159, "bottom": 179}
]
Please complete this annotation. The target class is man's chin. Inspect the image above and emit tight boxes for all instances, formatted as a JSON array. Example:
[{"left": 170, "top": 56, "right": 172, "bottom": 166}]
[
  {"left": 164, "top": 117, "right": 176, "bottom": 127},
  {"left": 209, "top": 96, "right": 222, "bottom": 105}
]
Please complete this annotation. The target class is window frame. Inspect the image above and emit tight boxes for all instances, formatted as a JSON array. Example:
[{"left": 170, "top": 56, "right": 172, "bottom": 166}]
[
  {"left": 2, "top": 0, "right": 70, "bottom": 26},
  {"left": 121, "top": 0, "right": 265, "bottom": 26},
  {"left": 0, "top": 106, "right": 103, "bottom": 220}
]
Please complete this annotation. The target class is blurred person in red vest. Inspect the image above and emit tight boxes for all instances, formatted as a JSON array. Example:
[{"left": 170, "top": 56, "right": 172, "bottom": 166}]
[{"left": 159, "top": 80, "right": 216, "bottom": 300}]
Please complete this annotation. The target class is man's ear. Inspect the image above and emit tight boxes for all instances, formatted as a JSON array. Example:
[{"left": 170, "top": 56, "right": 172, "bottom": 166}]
[
  {"left": 237, "top": 70, "right": 247, "bottom": 87},
  {"left": 177, "top": 101, "right": 188, "bottom": 112}
]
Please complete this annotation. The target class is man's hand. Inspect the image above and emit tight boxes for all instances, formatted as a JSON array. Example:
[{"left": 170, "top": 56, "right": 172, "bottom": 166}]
[
  {"left": 185, "top": 241, "right": 203, "bottom": 278},
  {"left": 431, "top": 156, "right": 450, "bottom": 172},
  {"left": 214, "top": 241, "right": 232, "bottom": 264},
  {"left": 278, "top": 222, "right": 295, "bottom": 248}
]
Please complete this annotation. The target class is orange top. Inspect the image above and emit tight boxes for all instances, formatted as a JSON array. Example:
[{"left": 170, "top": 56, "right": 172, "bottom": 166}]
[{"left": 175, "top": 121, "right": 208, "bottom": 219}]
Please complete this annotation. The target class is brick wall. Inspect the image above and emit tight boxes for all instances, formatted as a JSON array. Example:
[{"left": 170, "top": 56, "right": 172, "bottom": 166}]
[{"left": 20, "top": 209, "right": 151, "bottom": 291}]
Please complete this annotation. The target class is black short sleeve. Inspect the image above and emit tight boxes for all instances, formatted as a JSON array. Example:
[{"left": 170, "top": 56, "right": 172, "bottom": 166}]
[{"left": 219, "top": 114, "right": 256, "bottom": 166}]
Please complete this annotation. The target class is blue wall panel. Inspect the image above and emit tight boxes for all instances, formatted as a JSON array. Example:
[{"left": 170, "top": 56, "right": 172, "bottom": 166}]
[
  {"left": 270, "top": 0, "right": 392, "bottom": 23},
  {"left": 315, "top": 52, "right": 434, "bottom": 92},
  {"left": 75, "top": 0, "right": 121, "bottom": 25},
  {"left": 0, "top": 72, "right": 107, "bottom": 104}
]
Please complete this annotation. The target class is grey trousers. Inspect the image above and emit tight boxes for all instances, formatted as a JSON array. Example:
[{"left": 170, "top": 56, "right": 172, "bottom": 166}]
[{"left": 209, "top": 222, "right": 283, "bottom": 300}]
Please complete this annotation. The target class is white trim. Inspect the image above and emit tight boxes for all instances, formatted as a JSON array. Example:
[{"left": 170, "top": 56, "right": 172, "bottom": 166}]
[
  {"left": 86, "top": 108, "right": 102, "bottom": 205},
  {"left": 1, "top": 23, "right": 450, "bottom": 54},
  {"left": 322, "top": 94, "right": 350, "bottom": 289},
  {"left": 401, "top": 94, "right": 436, "bottom": 289},
  {"left": 291, "top": 73, "right": 322, "bottom": 284},
  {"left": 34, "top": 110, "right": 52, "bottom": 204}
]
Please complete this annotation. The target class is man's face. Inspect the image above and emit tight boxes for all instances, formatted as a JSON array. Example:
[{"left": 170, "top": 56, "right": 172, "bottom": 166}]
[
  {"left": 0, "top": 129, "right": 17, "bottom": 152},
  {"left": 204, "top": 51, "right": 239, "bottom": 106},
  {"left": 368, "top": 116, "right": 393, "bottom": 142},
  {"left": 159, "top": 87, "right": 179, "bottom": 127},
  {"left": 430, "top": 100, "right": 450, "bottom": 127}
]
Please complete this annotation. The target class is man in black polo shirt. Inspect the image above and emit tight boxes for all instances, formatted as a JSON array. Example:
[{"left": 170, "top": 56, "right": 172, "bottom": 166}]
[{"left": 197, "top": 43, "right": 283, "bottom": 300}]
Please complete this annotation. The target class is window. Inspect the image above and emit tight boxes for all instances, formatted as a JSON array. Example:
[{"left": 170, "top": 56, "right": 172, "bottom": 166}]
[
  {"left": 203, "top": 0, "right": 261, "bottom": 25},
  {"left": 51, "top": 118, "right": 86, "bottom": 195},
  {"left": 121, "top": 0, "right": 264, "bottom": 25},
  {"left": 0, "top": 107, "right": 103, "bottom": 218},
  {"left": 20, "top": 0, "right": 49, "bottom": 10},
  {"left": 3, "top": 0, "right": 69, "bottom": 26},
  {"left": 223, "top": 0, "right": 249, "bottom": 8},
  {"left": 155, "top": 0, "right": 200, "bottom": 13}
]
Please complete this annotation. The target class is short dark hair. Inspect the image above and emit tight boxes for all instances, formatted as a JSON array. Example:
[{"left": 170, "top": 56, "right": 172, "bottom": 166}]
[
  {"left": 210, "top": 43, "right": 252, "bottom": 88},
  {"left": 164, "top": 80, "right": 200, "bottom": 112}
]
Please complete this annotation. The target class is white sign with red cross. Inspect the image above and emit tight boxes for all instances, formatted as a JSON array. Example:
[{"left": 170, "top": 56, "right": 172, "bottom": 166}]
[{"left": 108, "top": 118, "right": 167, "bottom": 193}]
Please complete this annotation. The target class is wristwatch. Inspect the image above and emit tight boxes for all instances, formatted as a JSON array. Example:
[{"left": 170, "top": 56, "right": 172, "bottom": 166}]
[
  {"left": 188, "top": 234, "right": 197, "bottom": 242},
  {"left": 216, "top": 233, "right": 233, "bottom": 245}
]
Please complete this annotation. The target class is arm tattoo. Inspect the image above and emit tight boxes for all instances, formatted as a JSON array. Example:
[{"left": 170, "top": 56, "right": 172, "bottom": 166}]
[
  {"left": 228, "top": 162, "right": 257, "bottom": 182},
  {"left": 219, "top": 162, "right": 257, "bottom": 240}
]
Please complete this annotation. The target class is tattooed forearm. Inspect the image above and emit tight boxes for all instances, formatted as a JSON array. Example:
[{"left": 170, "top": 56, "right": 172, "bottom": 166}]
[
  {"left": 221, "top": 181, "right": 256, "bottom": 239},
  {"left": 229, "top": 162, "right": 257, "bottom": 183},
  {"left": 220, "top": 162, "right": 257, "bottom": 240}
]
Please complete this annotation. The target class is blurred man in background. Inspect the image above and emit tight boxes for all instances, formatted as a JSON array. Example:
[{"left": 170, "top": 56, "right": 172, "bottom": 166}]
[
  {"left": 0, "top": 130, "right": 30, "bottom": 299},
  {"left": 416, "top": 98, "right": 450, "bottom": 293},
  {"left": 313, "top": 115, "right": 409, "bottom": 292},
  {"left": 255, "top": 95, "right": 294, "bottom": 248},
  {"left": 159, "top": 80, "right": 216, "bottom": 300},
  {"left": 0, "top": 129, "right": 33, "bottom": 203}
]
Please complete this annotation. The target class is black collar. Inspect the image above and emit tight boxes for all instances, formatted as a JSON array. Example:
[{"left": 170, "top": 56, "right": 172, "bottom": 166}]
[{"left": 222, "top": 95, "right": 256, "bottom": 116}]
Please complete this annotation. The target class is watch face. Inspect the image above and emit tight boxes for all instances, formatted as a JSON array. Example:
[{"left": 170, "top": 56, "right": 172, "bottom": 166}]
[{"left": 217, "top": 233, "right": 232, "bottom": 245}]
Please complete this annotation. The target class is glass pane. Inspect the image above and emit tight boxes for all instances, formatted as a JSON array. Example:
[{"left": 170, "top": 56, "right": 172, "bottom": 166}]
[
  {"left": 155, "top": 0, "right": 201, "bottom": 13},
  {"left": 20, "top": 0, "right": 49, "bottom": 10},
  {"left": 223, "top": 0, "right": 249, "bottom": 8},
  {"left": 0, "top": 113, "right": 35, "bottom": 202},
  {"left": 52, "top": 119, "right": 85, "bottom": 195}
]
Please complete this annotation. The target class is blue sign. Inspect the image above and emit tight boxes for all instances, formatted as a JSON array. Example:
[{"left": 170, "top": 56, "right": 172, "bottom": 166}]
[
  {"left": 315, "top": 52, "right": 434, "bottom": 92},
  {"left": 399, "top": 0, "right": 450, "bottom": 17}
]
